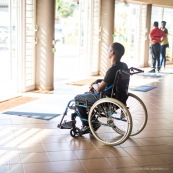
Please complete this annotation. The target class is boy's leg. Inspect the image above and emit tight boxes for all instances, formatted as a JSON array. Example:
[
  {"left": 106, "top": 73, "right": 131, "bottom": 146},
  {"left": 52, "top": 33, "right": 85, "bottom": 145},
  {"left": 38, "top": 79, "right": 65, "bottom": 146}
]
[
  {"left": 155, "top": 43, "right": 161, "bottom": 72},
  {"left": 162, "top": 45, "right": 167, "bottom": 68},
  {"left": 149, "top": 45, "right": 156, "bottom": 72},
  {"left": 75, "top": 92, "right": 99, "bottom": 127},
  {"left": 160, "top": 45, "right": 164, "bottom": 67},
  {"left": 76, "top": 106, "right": 88, "bottom": 126}
]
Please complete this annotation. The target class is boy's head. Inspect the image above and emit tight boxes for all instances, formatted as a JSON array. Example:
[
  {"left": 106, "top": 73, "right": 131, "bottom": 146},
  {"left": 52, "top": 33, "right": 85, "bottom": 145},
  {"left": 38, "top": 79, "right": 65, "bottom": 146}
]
[
  {"left": 161, "top": 21, "right": 166, "bottom": 25},
  {"left": 161, "top": 21, "right": 166, "bottom": 27},
  {"left": 153, "top": 21, "right": 159, "bottom": 27},
  {"left": 109, "top": 42, "right": 125, "bottom": 60}
]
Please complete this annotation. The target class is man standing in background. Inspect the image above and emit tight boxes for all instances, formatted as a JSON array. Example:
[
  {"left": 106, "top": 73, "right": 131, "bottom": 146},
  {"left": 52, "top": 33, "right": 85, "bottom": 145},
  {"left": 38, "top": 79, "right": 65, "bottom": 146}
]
[
  {"left": 160, "top": 21, "right": 169, "bottom": 70},
  {"left": 149, "top": 21, "right": 166, "bottom": 73}
]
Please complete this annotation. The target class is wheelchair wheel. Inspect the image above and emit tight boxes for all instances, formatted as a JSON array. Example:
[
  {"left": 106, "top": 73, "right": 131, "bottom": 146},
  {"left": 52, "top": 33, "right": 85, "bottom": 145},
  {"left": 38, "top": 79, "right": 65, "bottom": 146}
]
[
  {"left": 70, "top": 128, "right": 81, "bottom": 137},
  {"left": 88, "top": 98, "right": 132, "bottom": 146},
  {"left": 127, "top": 93, "right": 148, "bottom": 136}
]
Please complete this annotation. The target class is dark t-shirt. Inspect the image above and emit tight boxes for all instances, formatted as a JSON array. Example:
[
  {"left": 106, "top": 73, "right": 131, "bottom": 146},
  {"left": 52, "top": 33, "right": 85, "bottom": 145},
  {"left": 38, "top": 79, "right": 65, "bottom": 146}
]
[{"left": 103, "top": 62, "right": 129, "bottom": 104}]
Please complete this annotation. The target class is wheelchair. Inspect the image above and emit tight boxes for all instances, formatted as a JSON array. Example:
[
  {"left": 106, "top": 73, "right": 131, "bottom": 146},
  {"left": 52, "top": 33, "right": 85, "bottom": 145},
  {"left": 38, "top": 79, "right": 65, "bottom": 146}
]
[{"left": 57, "top": 67, "right": 148, "bottom": 146}]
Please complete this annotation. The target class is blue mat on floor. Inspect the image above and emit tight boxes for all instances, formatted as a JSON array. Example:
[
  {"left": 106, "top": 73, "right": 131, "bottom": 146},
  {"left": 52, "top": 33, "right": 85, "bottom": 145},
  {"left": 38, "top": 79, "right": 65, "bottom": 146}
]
[
  {"left": 2, "top": 111, "right": 61, "bottom": 120},
  {"left": 129, "top": 85, "right": 156, "bottom": 92},
  {"left": 137, "top": 72, "right": 173, "bottom": 78}
]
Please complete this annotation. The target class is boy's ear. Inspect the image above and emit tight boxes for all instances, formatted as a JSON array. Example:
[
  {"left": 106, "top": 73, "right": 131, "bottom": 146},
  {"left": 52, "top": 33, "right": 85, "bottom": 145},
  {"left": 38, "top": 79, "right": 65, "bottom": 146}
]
[{"left": 112, "top": 51, "right": 115, "bottom": 55}]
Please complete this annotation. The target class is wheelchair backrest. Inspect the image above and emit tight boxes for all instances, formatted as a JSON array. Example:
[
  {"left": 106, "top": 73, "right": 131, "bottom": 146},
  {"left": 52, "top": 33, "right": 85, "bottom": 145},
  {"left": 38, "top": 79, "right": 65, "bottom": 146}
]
[
  {"left": 102, "top": 67, "right": 143, "bottom": 104},
  {"left": 111, "top": 69, "right": 130, "bottom": 104}
]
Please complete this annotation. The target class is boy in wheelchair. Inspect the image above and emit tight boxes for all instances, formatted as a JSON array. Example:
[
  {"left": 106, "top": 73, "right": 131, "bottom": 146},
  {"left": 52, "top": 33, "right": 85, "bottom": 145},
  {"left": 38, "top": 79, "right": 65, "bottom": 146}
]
[{"left": 74, "top": 42, "right": 130, "bottom": 133}]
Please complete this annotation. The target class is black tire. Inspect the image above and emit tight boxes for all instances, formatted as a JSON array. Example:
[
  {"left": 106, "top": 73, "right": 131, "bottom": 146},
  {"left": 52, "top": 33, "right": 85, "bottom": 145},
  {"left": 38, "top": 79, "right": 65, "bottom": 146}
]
[{"left": 70, "top": 128, "right": 81, "bottom": 137}]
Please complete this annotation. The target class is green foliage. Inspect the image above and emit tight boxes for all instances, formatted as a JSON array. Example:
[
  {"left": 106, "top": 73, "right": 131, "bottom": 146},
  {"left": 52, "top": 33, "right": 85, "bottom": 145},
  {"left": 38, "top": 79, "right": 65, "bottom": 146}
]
[{"left": 56, "top": 0, "right": 77, "bottom": 19}]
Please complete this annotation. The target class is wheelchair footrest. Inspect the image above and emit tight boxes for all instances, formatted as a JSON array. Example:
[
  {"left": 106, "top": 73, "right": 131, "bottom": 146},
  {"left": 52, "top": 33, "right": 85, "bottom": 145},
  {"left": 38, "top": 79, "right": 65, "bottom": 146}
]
[{"left": 58, "top": 120, "right": 76, "bottom": 129}]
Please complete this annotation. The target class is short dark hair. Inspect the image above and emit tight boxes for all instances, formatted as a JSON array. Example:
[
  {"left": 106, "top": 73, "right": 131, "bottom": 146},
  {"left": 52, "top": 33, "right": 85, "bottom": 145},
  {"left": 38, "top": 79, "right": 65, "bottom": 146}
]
[
  {"left": 111, "top": 42, "right": 125, "bottom": 59},
  {"left": 161, "top": 21, "right": 166, "bottom": 24},
  {"left": 153, "top": 21, "right": 159, "bottom": 27}
]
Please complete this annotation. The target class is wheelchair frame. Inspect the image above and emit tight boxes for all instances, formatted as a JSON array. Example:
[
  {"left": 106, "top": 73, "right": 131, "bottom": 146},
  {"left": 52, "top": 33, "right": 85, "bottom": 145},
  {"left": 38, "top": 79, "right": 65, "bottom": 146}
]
[{"left": 57, "top": 67, "right": 148, "bottom": 146}]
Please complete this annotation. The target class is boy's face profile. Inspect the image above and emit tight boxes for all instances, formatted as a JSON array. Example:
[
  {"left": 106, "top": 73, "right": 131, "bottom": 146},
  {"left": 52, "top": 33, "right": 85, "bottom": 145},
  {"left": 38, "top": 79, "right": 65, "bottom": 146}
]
[
  {"left": 161, "top": 22, "right": 166, "bottom": 28},
  {"left": 108, "top": 45, "right": 114, "bottom": 59}
]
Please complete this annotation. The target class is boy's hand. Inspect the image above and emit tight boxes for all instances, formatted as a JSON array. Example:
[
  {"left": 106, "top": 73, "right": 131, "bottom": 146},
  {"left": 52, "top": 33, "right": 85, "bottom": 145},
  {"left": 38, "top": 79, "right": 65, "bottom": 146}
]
[
  {"left": 89, "top": 85, "right": 95, "bottom": 93},
  {"left": 89, "top": 84, "right": 99, "bottom": 93}
]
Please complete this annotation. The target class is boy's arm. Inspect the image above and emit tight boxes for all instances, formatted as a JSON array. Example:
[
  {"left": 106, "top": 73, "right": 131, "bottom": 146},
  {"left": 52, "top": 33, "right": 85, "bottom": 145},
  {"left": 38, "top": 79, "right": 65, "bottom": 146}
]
[
  {"left": 89, "top": 80, "right": 107, "bottom": 93},
  {"left": 92, "top": 79, "right": 103, "bottom": 84},
  {"left": 160, "top": 30, "right": 166, "bottom": 42},
  {"left": 97, "top": 81, "right": 108, "bottom": 92}
]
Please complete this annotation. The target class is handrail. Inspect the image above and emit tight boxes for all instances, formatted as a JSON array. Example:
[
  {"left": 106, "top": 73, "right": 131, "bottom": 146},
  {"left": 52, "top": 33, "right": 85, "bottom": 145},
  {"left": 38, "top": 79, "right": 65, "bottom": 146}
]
[
  {"left": 129, "top": 67, "right": 144, "bottom": 75},
  {"left": 120, "top": 67, "right": 144, "bottom": 76}
]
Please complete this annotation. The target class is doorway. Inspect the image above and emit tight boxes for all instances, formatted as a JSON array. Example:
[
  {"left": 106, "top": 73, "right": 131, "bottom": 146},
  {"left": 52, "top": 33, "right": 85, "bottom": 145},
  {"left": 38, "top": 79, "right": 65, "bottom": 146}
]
[
  {"left": 114, "top": 2, "right": 141, "bottom": 67},
  {"left": 0, "top": 0, "right": 19, "bottom": 101},
  {"left": 54, "top": 0, "right": 80, "bottom": 83},
  {"left": 54, "top": 0, "right": 101, "bottom": 84}
]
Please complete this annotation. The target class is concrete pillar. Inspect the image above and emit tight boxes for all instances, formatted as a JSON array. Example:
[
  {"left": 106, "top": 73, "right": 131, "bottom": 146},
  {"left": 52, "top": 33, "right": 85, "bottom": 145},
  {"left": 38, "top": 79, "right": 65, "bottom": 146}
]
[
  {"left": 99, "top": 0, "right": 115, "bottom": 75},
  {"left": 144, "top": 4, "right": 152, "bottom": 67},
  {"left": 35, "top": 0, "right": 55, "bottom": 90}
]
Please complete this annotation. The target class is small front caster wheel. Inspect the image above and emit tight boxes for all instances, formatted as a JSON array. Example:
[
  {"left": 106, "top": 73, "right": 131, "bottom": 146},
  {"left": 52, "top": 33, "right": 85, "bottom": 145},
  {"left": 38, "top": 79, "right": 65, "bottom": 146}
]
[{"left": 70, "top": 128, "right": 82, "bottom": 137}]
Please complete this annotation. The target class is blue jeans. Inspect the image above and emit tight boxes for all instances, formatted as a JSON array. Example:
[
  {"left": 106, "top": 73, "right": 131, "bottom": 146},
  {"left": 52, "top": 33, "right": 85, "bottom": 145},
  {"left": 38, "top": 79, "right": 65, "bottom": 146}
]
[
  {"left": 160, "top": 44, "right": 168, "bottom": 68},
  {"left": 74, "top": 92, "right": 100, "bottom": 126},
  {"left": 150, "top": 43, "right": 161, "bottom": 71}
]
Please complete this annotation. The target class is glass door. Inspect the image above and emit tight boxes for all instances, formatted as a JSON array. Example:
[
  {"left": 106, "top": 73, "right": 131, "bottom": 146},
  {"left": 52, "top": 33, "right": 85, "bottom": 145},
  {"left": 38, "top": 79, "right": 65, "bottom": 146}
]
[
  {"left": 151, "top": 6, "right": 173, "bottom": 62},
  {"left": 114, "top": 2, "right": 141, "bottom": 67},
  {"left": 0, "top": 0, "right": 19, "bottom": 101},
  {"left": 79, "top": 0, "right": 100, "bottom": 76}
]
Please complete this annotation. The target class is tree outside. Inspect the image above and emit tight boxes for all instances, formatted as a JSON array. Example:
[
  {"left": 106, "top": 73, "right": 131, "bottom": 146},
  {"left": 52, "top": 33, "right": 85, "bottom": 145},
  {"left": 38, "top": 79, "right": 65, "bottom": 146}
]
[
  {"left": 55, "top": 0, "right": 79, "bottom": 45},
  {"left": 54, "top": 0, "right": 80, "bottom": 81}
]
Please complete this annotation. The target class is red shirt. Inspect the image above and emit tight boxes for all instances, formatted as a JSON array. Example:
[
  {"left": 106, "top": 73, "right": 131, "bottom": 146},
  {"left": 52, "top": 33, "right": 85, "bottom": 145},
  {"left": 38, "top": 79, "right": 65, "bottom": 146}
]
[{"left": 149, "top": 27, "right": 166, "bottom": 44}]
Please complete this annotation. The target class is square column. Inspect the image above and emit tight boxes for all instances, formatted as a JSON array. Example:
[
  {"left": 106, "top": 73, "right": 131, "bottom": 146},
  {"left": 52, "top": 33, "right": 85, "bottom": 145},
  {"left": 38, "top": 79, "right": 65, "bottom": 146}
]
[
  {"left": 99, "top": 0, "right": 115, "bottom": 75},
  {"left": 35, "top": 0, "right": 55, "bottom": 90}
]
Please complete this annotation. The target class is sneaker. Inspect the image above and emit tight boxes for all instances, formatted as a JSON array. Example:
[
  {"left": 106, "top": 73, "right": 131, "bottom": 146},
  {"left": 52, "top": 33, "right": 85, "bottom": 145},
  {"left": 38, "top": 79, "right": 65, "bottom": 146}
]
[
  {"left": 157, "top": 68, "right": 161, "bottom": 73},
  {"left": 93, "top": 124, "right": 101, "bottom": 131},
  {"left": 92, "top": 119, "right": 101, "bottom": 131},
  {"left": 148, "top": 69, "right": 155, "bottom": 73},
  {"left": 81, "top": 126, "right": 90, "bottom": 133}
]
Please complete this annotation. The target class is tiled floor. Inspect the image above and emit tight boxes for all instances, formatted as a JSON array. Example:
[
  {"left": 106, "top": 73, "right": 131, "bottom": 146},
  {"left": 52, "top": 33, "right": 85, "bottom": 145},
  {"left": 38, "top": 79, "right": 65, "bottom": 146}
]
[{"left": 0, "top": 65, "right": 173, "bottom": 173}]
